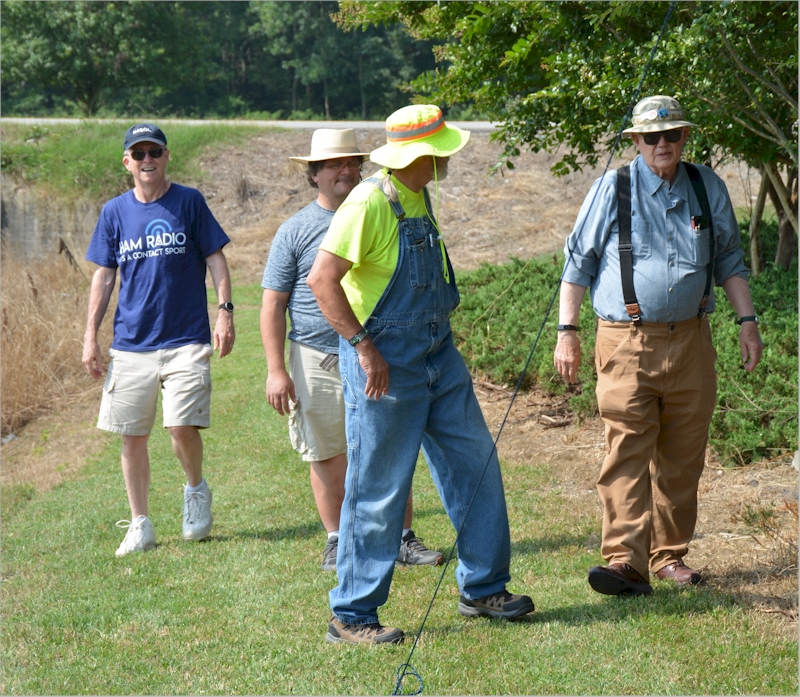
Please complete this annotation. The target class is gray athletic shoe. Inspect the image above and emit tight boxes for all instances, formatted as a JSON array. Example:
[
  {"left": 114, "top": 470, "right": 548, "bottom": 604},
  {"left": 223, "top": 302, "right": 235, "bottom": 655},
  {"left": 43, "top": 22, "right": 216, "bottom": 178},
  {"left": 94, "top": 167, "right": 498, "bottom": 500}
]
[
  {"left": 458, "top": 589, "right": 535, "bottom": 619},
  {"left": 321, "top": 536, "right": 338, "bottom": 571},
  {"left": 325, "top": 616, "right": 404, "bottom": 645},
  {"left": 396, "top": 529, "right": 443, "bottom": 566},
  {"left": 182, "top": 480, "right": 213, "bottom": 541}
]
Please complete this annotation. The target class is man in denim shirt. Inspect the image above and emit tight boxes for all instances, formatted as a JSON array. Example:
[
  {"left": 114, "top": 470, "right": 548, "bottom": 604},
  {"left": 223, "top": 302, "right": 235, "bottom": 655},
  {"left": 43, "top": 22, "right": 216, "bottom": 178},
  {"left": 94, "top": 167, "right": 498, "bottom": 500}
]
[{"left": 554, "top": 95, "right": 763, "bottom": 596}]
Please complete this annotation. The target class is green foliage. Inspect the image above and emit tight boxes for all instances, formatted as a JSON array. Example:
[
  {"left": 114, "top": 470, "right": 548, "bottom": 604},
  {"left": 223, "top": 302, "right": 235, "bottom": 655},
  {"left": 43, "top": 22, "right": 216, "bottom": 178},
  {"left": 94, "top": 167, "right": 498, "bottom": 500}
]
[
  {"left": 0, "top": 122, "right": 269, "bottom": 203},
  {"left": 452, "top": 244, "right": 798, "bottom": 467},
  {"left": 1, "top": 1, "right": 437, "bottom": 121},
  {"left": 452, "top": 256, "right": 597, "bottom": 396},
  {"left": 339, "top": 1, "right": 798, "bottom": 172}
]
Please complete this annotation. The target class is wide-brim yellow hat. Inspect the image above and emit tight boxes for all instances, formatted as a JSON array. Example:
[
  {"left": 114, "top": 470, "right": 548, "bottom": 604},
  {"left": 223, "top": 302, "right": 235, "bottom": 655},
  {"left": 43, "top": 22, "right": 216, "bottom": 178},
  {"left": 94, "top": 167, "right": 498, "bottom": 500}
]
[
  {"left": 622, "top": 95, "right": 697, "bottom": 135},
  {"left": 369, "top": 104, "right": 470, "bottom": 170}
]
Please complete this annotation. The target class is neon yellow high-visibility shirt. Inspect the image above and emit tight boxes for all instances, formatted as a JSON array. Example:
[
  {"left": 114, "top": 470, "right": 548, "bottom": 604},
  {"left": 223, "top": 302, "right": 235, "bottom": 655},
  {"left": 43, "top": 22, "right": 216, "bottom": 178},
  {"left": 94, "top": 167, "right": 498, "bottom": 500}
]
[{"left": 320, "top": 170, "right": 432, "bottom": 324}]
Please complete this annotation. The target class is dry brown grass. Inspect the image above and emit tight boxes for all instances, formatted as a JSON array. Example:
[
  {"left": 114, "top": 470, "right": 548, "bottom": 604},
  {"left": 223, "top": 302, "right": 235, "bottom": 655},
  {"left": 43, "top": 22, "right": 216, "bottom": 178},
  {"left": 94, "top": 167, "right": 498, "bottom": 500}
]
[{"left": 0, "top": 246, "right": 110, "bottom": 436}]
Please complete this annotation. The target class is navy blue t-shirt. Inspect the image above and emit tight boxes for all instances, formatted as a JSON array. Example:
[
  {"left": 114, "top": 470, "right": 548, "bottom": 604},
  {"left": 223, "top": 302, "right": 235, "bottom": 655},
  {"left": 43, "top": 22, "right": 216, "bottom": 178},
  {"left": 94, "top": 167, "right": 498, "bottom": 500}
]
[{"left": 86, "top": 183, "right": 230, "bottom": 351}]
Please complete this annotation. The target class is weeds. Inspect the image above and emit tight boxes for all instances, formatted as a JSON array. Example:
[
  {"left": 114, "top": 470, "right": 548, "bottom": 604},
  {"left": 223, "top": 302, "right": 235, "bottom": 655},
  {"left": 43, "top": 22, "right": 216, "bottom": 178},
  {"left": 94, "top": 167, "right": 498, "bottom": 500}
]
[
  {"left": 0, "top": 248, "right": 110, "bottom": 435},
  {"left": 735, "top": 499, "right": 799, "bottom": 572}
]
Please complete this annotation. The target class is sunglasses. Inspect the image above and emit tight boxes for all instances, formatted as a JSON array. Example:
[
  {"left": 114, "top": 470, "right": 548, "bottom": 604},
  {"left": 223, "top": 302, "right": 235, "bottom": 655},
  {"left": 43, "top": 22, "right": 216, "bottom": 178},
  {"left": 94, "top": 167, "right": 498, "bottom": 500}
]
[
  {"left": 129, "top": 147, "right": 164, "bottom": 161},
  {"left": 322, "top": 159, "right": 362, "bottom": 171},
  {"left": 642, "top": 129, "right": 683, "bottom": 146}
]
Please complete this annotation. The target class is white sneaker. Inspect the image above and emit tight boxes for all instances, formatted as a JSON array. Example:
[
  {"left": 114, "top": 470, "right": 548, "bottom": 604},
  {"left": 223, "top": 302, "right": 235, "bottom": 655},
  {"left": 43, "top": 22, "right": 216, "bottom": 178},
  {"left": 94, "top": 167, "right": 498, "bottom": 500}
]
[
  {"left": 115, "top": 516, "right": 156, "bottom": 557},
  {"left": 182, "top": 481, "right": 213, "bottom": 541}
]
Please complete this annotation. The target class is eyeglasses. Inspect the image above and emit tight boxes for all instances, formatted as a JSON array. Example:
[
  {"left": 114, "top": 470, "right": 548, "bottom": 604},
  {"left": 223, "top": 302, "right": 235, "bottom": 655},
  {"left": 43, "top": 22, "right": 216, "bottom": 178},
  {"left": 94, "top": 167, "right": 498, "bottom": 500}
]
[
  {"left": 642, "top": 129, "right": 683, "bottom": 146},
  {"left": 129, "top": 147, "right": 165, "bottom": 161},
  {"left": 322, "top": 159, "right": 362, "bottom": 171}
]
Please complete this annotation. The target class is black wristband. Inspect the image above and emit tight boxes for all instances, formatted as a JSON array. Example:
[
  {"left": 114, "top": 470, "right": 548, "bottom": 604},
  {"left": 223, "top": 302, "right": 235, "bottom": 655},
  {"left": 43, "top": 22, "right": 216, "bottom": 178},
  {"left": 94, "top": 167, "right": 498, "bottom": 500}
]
[
  {"left": 348, "top": 328, "right": 370, "bottom": 346},
  {"left": 735, "top": 315, "right": 759, "bottom": 325},
  {"left": 557, "top": 324, "right": 579, "bottom": 331}
]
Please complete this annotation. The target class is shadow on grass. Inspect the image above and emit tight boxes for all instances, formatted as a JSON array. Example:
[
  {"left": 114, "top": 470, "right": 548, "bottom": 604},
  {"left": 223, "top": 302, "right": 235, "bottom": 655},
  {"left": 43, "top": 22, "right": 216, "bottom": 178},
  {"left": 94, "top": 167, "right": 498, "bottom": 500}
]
[
  {"left": 233, "top": 520, "right": 324, "bottom": 541},
  {"left": 511, "top": 534, "right": 590, "bottom": 555}
]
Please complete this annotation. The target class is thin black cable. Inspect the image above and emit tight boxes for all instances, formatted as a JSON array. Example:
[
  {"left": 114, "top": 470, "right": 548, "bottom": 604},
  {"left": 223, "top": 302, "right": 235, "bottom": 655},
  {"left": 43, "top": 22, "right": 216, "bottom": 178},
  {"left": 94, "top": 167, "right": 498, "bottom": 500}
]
[{"left": 393, "top": 4, "right": 676, "bottom": 693}]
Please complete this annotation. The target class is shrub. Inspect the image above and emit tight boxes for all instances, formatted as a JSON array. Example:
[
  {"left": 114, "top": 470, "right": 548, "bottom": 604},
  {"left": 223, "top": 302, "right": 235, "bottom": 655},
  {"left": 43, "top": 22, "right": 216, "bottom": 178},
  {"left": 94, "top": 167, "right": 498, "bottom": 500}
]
[{"left": 452, "top": 238, "right": 798, "bottom": 466}]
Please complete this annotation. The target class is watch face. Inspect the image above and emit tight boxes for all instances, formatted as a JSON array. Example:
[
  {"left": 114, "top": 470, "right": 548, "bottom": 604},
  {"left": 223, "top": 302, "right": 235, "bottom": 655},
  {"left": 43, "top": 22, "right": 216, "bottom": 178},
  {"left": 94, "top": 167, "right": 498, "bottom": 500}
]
[{"left": 220, "top": 302, "right": 234, "bottom": 311}]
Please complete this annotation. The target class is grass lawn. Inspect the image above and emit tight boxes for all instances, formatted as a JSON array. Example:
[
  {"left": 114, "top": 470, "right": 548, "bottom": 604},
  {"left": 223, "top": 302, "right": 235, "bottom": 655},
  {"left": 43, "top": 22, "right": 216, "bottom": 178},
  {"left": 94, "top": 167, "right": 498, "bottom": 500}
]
[{"left": 1, "top": 283, "right": 797, "bottom": 695}]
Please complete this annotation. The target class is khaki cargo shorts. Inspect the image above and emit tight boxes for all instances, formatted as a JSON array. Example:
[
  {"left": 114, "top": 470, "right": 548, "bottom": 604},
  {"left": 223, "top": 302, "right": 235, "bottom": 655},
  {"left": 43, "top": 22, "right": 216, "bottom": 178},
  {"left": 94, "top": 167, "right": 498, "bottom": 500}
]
[
  {"left": 98, "top": 343, "right": 213, "bottom": 436},
  {"left": 288, "top": 341, "right": 346, "bottom": 462}
]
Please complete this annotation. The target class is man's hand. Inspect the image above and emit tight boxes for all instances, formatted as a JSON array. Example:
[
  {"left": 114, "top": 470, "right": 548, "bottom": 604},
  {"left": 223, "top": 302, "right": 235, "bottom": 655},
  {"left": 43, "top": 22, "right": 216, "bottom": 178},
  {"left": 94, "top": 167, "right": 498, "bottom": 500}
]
[
  {"left": 738, "top": 322, "right": 763, "bottom": 372},
  {"left": 554, "top": 331, "right": 582, "bottom": 384},
  {"left": 356, "top": 337, "right": 389, "bottom": 399},
  {"left": 213, "top": 309, "right": 235, "bottom": 357},
  {"left": 266, "top": 370, "right": 297, "bottom": 415},
  {"left": 82, "top": 337, "right": 105, "bottom": 379}
]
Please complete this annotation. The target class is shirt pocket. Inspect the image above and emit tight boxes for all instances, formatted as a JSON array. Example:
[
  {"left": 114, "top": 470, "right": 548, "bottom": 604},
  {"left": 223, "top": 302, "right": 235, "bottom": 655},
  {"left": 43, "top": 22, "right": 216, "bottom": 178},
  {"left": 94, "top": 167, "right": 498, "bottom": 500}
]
[
  {"left": 690, "top": 225, "right": 711, "bottom": 267},
  {"left": 632, "top": 222, "right": 652, "bottom": 259}
]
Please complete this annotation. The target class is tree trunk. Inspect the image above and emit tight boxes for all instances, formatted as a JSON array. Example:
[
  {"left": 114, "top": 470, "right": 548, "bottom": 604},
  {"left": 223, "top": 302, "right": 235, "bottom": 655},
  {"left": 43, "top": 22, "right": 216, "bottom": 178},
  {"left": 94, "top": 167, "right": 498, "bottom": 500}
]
[
  {"left": 774, "top": 168, "right": 798, "bottom": 270},
  {"left": 749, "top": 166, "right": 768, "bottom": 277},
  {"left": 323, "top": 77, "right": 330, "bottom": 119},
  {"left": 292, "top": 73, "right": 298, "bottom": 112},
  {"left": 359, "top": 51, "right": 366, "bottom": 120}
]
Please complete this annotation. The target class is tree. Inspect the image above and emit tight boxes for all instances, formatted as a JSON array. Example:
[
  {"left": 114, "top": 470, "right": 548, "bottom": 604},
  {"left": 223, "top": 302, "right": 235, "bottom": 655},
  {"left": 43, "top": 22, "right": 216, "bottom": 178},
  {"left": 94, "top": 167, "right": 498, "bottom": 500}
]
[
  {"left": 1, "top": 1, "right": 203, "bottom": 116},
  {"left": 337, "top": 1, "right": 798, "bottom": 268}
]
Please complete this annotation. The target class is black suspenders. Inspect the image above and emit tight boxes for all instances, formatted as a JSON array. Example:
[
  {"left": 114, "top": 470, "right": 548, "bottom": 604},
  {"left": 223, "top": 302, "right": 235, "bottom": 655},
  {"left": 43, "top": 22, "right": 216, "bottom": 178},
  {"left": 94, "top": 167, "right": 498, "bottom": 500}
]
[{"left": 615, "top": 162, "right": 715, "bottom": 325}]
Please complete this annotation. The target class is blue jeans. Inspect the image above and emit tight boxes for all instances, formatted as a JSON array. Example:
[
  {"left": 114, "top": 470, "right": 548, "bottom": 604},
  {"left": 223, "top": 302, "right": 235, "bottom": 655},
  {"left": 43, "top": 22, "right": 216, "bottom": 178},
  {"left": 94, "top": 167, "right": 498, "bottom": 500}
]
[{"left": 329, "top": 184, "right": 512, "bottom": 625}]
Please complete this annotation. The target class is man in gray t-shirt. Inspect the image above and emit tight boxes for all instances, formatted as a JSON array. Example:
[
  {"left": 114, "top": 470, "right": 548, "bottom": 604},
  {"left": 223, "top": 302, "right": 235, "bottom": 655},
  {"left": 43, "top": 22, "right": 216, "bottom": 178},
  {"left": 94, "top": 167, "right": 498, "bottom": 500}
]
[{"left": 260, "top": 129, "right": 443, "bottom": 571}]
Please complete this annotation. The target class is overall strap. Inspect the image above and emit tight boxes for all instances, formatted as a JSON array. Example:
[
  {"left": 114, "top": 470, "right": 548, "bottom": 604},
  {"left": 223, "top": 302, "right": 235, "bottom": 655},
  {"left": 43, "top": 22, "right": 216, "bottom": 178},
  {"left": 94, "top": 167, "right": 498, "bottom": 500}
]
[
  {"left": 616, "top": 165, "right": 641, "bottom": 325},
  {"left": 683, "top": 163, "right": 715, "bottom": 316}
]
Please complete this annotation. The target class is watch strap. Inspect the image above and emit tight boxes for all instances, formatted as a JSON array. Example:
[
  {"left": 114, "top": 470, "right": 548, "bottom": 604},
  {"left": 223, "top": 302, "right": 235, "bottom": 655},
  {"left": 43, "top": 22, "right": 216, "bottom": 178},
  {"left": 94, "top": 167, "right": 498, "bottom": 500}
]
[
  {"left": 735, "top": 315, "right": 758, "bottom": 325},
  {"left": 557, "top": 324, "right": 579, "bottom": 331}
]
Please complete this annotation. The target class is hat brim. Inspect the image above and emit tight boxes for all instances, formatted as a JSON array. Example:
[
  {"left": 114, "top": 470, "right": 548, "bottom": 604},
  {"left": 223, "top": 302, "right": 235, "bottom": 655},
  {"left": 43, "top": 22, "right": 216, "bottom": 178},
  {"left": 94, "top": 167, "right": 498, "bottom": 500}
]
[
  {"left": 289, "top": 151, "right": 371, "bottom": 163},
  {"left": 369, "top": 125, "right": 470, "bottom": 170},
  {"left": 125, "top": 135, "right": 167, "bottom": 149},
  {"left": 622, "top": 121, "right": 696, "bottom": 135}
]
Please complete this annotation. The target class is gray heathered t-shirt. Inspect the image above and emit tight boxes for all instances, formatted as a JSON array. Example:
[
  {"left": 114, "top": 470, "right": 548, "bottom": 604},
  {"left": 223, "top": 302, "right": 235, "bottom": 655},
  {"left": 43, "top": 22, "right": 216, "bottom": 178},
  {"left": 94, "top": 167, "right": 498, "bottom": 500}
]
[{"left": 261, "top": 200, "right": 339, "bottom": 354}]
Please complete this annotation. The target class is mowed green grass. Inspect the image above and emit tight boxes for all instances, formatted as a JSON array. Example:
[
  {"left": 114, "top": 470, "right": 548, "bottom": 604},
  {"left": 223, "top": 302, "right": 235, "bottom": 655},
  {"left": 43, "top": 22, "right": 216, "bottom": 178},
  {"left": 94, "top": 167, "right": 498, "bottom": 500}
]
[{"left": 1, "top": 284, "right": 796, "bottom": 695}]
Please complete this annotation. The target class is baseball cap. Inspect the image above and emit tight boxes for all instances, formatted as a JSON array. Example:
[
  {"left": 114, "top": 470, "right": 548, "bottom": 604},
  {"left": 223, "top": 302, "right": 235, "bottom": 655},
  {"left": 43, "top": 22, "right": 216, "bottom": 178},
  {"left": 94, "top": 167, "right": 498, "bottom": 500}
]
[{"left": 123, "top": 123, "right": 168, "bottom": 151}]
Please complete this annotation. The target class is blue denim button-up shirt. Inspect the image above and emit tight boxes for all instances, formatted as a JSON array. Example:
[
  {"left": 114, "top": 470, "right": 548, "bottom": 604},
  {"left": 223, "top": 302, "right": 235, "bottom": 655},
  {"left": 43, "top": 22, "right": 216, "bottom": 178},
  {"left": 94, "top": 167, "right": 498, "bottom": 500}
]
[{"left": 562, "top": 155, "right": 749, "bottom": 323}]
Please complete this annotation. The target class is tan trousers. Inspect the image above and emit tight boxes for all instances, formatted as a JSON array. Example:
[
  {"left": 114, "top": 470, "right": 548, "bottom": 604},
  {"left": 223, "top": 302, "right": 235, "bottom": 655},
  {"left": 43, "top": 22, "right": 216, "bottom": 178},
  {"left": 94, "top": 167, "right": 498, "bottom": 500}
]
[{"left": 594, "top": 316, "right": 717, "bottom": 578}]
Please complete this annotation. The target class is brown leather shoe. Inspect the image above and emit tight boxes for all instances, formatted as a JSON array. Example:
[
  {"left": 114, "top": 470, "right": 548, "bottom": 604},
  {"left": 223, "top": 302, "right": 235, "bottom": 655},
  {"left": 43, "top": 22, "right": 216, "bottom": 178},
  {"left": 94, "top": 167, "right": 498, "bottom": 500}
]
[
  {"left": 588, "top": 563, "right": 653, "bottom": 596},
  {"left": 655, "top": 560, "right": 703, "bottom": 585}
]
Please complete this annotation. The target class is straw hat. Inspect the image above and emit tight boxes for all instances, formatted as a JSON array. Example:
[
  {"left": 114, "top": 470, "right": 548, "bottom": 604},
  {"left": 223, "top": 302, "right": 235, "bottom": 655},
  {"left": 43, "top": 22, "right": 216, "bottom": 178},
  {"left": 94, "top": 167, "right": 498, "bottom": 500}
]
[
  {"left": 622, "top": 95, "right": 697, "bottom": 135},
  {"left": 369, "top": 104, "right": 470, "bottom": 170},
  {"left": 288, "top": 129, "right": 370, "bottom": 163}
]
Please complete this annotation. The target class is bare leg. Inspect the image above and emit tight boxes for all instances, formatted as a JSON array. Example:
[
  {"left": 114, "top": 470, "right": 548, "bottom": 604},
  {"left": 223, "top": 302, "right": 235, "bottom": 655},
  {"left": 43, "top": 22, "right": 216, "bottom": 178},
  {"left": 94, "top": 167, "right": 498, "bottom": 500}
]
[
  {"left": 310, "top": 453, "right": 347, "bottom": 533},
  {"left": 404, "top": 489, "right": 413, "bottom": 529},
  {"left": 169, "top": 426, "right": 204, "bottom": 487},
  {"left": 121, "top": 434, "right": 151, "bottom": 518}
]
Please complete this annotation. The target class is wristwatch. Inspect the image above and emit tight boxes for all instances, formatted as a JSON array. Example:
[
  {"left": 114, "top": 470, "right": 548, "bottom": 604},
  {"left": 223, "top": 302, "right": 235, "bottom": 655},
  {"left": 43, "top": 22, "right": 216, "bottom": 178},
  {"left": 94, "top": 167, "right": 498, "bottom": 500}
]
[
  {"left": 219, "top": 302, "right": 234, "bottom": 312},
  {"left": 349, "top": 328, "right": 369, "bottom": 346},
  {"left": 735, "top": 315, "right": 758, "bottom": 325},
  {"left": 557, "top": 324, "right": 579, "bottom": 331}
]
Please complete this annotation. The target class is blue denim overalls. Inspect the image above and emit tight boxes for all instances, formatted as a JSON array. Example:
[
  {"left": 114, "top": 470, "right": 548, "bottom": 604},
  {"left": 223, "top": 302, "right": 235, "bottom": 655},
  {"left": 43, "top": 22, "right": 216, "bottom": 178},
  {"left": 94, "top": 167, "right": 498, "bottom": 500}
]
[{"left": 330, "top": 180, "right": 512, "bottom": 625}]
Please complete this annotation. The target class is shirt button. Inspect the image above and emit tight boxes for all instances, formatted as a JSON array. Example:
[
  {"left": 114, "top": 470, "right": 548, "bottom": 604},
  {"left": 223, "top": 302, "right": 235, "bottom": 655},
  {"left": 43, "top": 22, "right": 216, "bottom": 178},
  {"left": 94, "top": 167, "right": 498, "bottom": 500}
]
[
  {"left": 668, "top": 236, "right": 673, "bottom": 241},
  {"left": 670, "top": 262, "right": 675, "bottom": 266},
  {"left": 669, "top": 287, "right": 674, "bottom": 292}
]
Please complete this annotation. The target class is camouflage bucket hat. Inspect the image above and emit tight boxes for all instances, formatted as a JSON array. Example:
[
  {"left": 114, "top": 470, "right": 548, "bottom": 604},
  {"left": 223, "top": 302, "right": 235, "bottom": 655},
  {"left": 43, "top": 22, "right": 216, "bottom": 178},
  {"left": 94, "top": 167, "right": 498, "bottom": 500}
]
[{"left": 622, "top": 95, "right": 697, "bottom": 135}]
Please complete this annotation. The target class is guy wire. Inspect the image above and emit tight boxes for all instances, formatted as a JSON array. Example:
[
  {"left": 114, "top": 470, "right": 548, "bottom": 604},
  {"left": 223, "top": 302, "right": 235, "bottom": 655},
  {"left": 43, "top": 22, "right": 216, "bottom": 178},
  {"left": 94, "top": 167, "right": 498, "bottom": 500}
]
[{"left": 392, "top": 3, "right": 677, "bottom": 693}]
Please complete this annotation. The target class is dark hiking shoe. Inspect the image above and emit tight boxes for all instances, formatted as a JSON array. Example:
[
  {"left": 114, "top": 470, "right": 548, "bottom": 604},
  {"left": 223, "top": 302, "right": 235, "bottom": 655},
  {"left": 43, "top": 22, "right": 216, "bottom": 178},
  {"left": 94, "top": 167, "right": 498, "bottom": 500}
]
[
  {"left": 325, "top": 616, "right": 404, "bottom": 645},
  {"left": 396, "top": 529, "right": 444, "bottom": 566},
  {"left": 458, "top": 589, "right": 535, "bottom": 619},
  {"left": 321, "top": 536, "right": 338, "bottom": 571}
]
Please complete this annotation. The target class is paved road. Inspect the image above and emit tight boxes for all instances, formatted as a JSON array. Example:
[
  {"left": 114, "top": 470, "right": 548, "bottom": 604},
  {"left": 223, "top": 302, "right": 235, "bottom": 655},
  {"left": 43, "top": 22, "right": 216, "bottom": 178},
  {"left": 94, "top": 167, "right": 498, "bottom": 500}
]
[{"left": 0, "top": 117, "right": 498, "bottom": 133}]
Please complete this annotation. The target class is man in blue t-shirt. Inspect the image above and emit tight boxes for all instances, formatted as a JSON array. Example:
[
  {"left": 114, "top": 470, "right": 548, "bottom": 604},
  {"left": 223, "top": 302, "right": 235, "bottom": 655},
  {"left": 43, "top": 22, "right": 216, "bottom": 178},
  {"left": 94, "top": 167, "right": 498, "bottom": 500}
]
[
  {"left": 82, "top": 123, "right": 235, "bottom": 557},
  {"left": 260, "top": 129, "right": 442, "bottom": 571}
]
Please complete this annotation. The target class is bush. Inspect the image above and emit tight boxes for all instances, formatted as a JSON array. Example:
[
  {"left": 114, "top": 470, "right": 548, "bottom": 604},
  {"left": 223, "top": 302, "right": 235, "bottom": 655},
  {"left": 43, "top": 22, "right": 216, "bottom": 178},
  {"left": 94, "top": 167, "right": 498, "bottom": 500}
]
[{"left": 452, "top": 240, "right": 798, "bottom": 466}]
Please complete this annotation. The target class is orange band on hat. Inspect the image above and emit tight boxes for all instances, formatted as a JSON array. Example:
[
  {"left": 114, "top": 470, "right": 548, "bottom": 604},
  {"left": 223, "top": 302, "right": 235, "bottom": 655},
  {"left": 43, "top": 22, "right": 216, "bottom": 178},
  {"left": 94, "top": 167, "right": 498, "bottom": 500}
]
[{"left": 386, "top": 111, "right": 445, "bottom": 142}]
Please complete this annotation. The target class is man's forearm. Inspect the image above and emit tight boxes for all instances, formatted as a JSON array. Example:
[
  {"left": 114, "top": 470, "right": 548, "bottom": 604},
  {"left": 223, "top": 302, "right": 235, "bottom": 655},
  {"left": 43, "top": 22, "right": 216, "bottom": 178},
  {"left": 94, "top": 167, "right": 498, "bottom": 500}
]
[
  {"left": 85, "top": 267, "right": 116, "bottom": 340},
  {"left": 260, "top": 291, "right": 289, "bottom": 372},
  {"left": 206, "top": 250, "right": 232, "bottom": 304}
]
